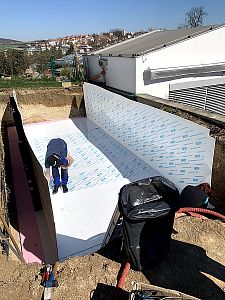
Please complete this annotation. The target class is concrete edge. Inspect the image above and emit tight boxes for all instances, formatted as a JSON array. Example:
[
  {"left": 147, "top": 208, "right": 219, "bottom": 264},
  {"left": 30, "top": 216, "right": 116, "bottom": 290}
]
[{"left": 137, "top": 94, "right": 225, "bottom": 129}]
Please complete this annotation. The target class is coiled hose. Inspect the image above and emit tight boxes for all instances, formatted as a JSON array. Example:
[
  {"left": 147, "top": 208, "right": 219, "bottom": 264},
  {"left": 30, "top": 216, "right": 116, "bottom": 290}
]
[
  {"left": 177, "top": 207, "right": 225, "bottom": 221},
  {"left": 114, "top": 207, "right": 225, "bottom": 300}
]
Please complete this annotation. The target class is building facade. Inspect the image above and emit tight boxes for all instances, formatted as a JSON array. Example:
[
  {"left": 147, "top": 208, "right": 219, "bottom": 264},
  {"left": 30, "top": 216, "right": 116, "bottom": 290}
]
[{"left": 84, "top": 24, "right": 225, "bottom": 111}]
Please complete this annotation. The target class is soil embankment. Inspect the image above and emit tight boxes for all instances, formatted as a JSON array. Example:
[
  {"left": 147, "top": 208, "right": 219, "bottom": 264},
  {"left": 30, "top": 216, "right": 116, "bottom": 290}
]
[{"left": 0, "top": 87, "right": 225, "bottom": 300}]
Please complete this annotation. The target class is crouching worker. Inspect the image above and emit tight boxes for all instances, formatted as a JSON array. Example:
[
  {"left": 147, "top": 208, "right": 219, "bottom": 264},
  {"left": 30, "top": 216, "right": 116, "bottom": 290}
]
[
  {"left": 179, "top": 183, "right": 214, "bottom": 209},
  {"left": 45, "top": 138, "right": 74, "bottom": 194}
]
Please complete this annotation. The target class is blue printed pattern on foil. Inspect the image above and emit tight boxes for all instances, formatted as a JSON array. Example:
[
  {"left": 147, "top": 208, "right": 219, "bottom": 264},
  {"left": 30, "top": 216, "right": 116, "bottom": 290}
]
[
  {"left": 25, "top": 118, "right": 159, "bottom": 192},
  {"left": 83, "top": 83, "right": 215, "bottom": 190}
]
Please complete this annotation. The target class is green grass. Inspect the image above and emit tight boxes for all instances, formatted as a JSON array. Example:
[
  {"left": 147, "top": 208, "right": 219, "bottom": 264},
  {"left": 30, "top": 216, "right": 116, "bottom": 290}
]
[
  {"left": 0, "top": 78, "right": 62, "bottom": 89},
  {"left": 0, "top": 44, "right": 23, "bottom": 50}
]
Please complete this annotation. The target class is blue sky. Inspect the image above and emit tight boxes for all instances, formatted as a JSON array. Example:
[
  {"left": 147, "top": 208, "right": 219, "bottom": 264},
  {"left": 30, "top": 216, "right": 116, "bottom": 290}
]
[{"left": 1, "top": 0, "right": 225, "bottom": 41}]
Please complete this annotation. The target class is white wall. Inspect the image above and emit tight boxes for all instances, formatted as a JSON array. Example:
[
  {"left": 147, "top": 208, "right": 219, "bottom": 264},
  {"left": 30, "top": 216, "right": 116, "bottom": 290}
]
[
  {"left": 86, "top": 26, "right": 225, "bottom": 98},
  {"left": 24, "top": 118, "right": 132, "bottom": 260},
  {"left": 143, "top": 26, "right": 225, "bottom": 70},
  {"left": 84, "top": 83, "right": 215, "bottom": 191},
  {"left": 86, "top": 55, "right": 136, "bottom": 93},
  {"left": 136, "top": 69, "right": 225, "bottom": 98},
  {"left": 170, "top": 75, "right": 225, "bottom": 91}
]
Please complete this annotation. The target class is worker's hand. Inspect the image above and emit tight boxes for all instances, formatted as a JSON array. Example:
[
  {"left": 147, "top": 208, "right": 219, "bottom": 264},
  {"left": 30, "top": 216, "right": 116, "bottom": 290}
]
[
  {"left": 61, "top": 165, "right": 68, "bottom": 169},
  {"left": 44, "top": 168, "right": 51, "bottom": 185},
  {"left": 45, "top": 174, "right": 51, "bottom": 185},
  {"left": 66, "top": 154, "right": 74, "bottom": 167}
]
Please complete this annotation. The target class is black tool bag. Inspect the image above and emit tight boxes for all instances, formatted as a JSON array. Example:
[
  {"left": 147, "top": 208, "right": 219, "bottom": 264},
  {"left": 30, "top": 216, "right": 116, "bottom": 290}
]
[{"left": 119, "top": 176, "right": 179, "bottom": 271}]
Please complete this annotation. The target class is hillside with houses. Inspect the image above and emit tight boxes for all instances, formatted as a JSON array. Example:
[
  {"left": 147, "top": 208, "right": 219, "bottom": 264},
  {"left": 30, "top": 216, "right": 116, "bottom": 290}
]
[{"left": 0, "top": 29, "right": 144, "bottom": 55}]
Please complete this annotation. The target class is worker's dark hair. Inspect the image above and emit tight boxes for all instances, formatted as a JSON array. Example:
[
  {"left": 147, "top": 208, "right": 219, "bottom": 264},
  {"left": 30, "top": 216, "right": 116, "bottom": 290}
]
[
  {"left": 47, "top": 154, "right": 61, "bottom": 167},
  {"left": 197, "top": 182, "right": 211, "bottom": 196}
]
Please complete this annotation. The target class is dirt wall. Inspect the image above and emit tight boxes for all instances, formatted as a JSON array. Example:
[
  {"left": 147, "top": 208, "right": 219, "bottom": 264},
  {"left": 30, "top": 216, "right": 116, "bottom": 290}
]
[
  {"left": 0, "top": 91, "right": 11, "bottom": 232},
  {"left": 1, "top": 87, "right": 225, "bottom": 222},
  {"left": 0, "top": 88, "right": 225, "bottom": 300},
  {"left": 14, "top": 87, "right": 85, "bottom": 124},
  {"left": 211, "top": 137, "right": 225, "bottom": 211},
  {"left": 0, "top": 87, "right": 85, "bottom": 126},
  {"left": 0, "top": 87, "right": 85, "bottom": 254}
]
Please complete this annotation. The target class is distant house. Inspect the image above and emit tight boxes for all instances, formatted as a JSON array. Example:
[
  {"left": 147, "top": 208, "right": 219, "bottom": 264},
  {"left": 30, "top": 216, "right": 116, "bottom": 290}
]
[
  {"left": 78, "top": 45, "right": 93, "bottom": 54},
  {"left": 0, "top": 73, "right": 11, "bottom": 79},
  {"left": 84, "top": 24, "right": 225, "bottom": 114}
]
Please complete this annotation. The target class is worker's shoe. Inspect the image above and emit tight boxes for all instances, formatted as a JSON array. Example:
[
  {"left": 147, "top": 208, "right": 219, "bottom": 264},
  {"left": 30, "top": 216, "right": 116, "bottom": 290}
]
[
  {"left": 62, "top": 185, "right": 68, "bottom": 193},
  {"left": 53, "top": 185, "right": 60, "bottom": 194}
]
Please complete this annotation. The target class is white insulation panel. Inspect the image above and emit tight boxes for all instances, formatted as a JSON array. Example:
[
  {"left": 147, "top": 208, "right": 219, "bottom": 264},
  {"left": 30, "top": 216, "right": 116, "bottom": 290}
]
[
  {"left": 84, "top": 83, "right": 215, "bottom": 190},
  {"left": 22, "top": 83, "right": 215, "bottom": 260},
  {"left": 24, "top": 117, "right": 159, "bottom": 260}
]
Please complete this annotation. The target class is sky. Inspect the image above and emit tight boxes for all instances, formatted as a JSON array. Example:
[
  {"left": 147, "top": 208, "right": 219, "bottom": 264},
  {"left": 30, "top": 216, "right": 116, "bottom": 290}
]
[{"left": 1, "top": 0, "right": 225, "bottom": 41}]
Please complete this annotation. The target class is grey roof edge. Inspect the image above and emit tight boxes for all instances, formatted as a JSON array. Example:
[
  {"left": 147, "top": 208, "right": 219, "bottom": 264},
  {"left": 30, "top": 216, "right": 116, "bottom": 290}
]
[
  {"left": 86, "top": 30, "right": 161, "bottom": 57},
  {"left": 85, "top": 23, "right": 225, "bottom": 58},
  {"left": 139, "top": 23, "right": 225, "bottom": 56}
]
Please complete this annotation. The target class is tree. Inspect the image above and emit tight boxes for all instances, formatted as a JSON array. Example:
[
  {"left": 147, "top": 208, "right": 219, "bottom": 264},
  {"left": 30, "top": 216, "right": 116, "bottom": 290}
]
[
  {"left": 183, "top": 6, "right": 208, "bottom": 28},
  {"left": 110, "top": 28, "right": 124, "bottom": 39},
  {"left": 66, "top": 42, "right": 74, "bottom": 55},
  {"left": 0, "top": 50, "right": 28, "bottom": 76},
  {"left": 61, "top": 68, "right": 72, "bottom": 80},
  {"left": 27, "top": 48, "right": 63, "bottom": 75},
  {"left": 0, "top": 52, "right": 8, "bottom": 75}
]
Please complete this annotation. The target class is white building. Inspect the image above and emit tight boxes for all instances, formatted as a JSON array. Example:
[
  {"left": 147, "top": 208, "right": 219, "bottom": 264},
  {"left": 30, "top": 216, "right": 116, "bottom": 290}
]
[
  {"left": 84, "top": 24, "right": 225, "bottom": 114},
  {"left": 78, "top": 45, "right": 93, "bottom": 54}
]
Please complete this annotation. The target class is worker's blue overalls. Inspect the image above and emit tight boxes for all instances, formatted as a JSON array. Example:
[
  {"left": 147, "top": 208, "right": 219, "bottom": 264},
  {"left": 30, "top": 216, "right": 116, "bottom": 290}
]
[{"left": 45, "top": 138, "right": 68, "bottom": 186}]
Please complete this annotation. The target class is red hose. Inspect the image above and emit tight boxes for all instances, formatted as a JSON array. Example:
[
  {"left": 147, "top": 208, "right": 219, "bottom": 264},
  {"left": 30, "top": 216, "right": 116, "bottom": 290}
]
[
  {"left": 177, "top": 207, "right": 225, "bottom": 221},
  {"left": 114, "top": 261, "right": 130, "bottom": 300},
  {"left": 188, "top": 211, "right": 208, "bottom": 219}
]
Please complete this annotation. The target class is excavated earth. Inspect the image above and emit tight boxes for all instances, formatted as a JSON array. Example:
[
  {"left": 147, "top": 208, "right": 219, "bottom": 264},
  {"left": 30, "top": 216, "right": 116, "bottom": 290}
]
[{"left": 0, "top": 87, "right": 225, "bottom": 300}]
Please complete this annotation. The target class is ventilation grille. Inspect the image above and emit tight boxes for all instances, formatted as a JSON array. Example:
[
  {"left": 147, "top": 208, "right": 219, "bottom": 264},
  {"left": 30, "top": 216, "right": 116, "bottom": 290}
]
[
  {"left": 169, "top": 83, "right": 225, "bottom": 116},
  {"left": 206, "top": 84, "right": 225, "bottom": 115}
]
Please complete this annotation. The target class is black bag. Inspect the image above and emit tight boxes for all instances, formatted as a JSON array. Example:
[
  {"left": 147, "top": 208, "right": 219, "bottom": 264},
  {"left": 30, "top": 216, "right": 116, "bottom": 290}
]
[
  {"left": 119, "top": 176, "right": 179, "bottom": 271},
  {"left": 130, "top": 289, "right": 184, "bottom": 299},
  {"left": 179, "top": 184, "right": 214, "bottom": 209}
]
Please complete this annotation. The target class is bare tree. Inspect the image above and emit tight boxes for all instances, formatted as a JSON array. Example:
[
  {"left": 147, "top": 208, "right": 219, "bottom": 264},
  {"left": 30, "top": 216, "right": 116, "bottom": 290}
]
[{"left": 185, "top": 6, "right": 207, "bottom": 27}]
